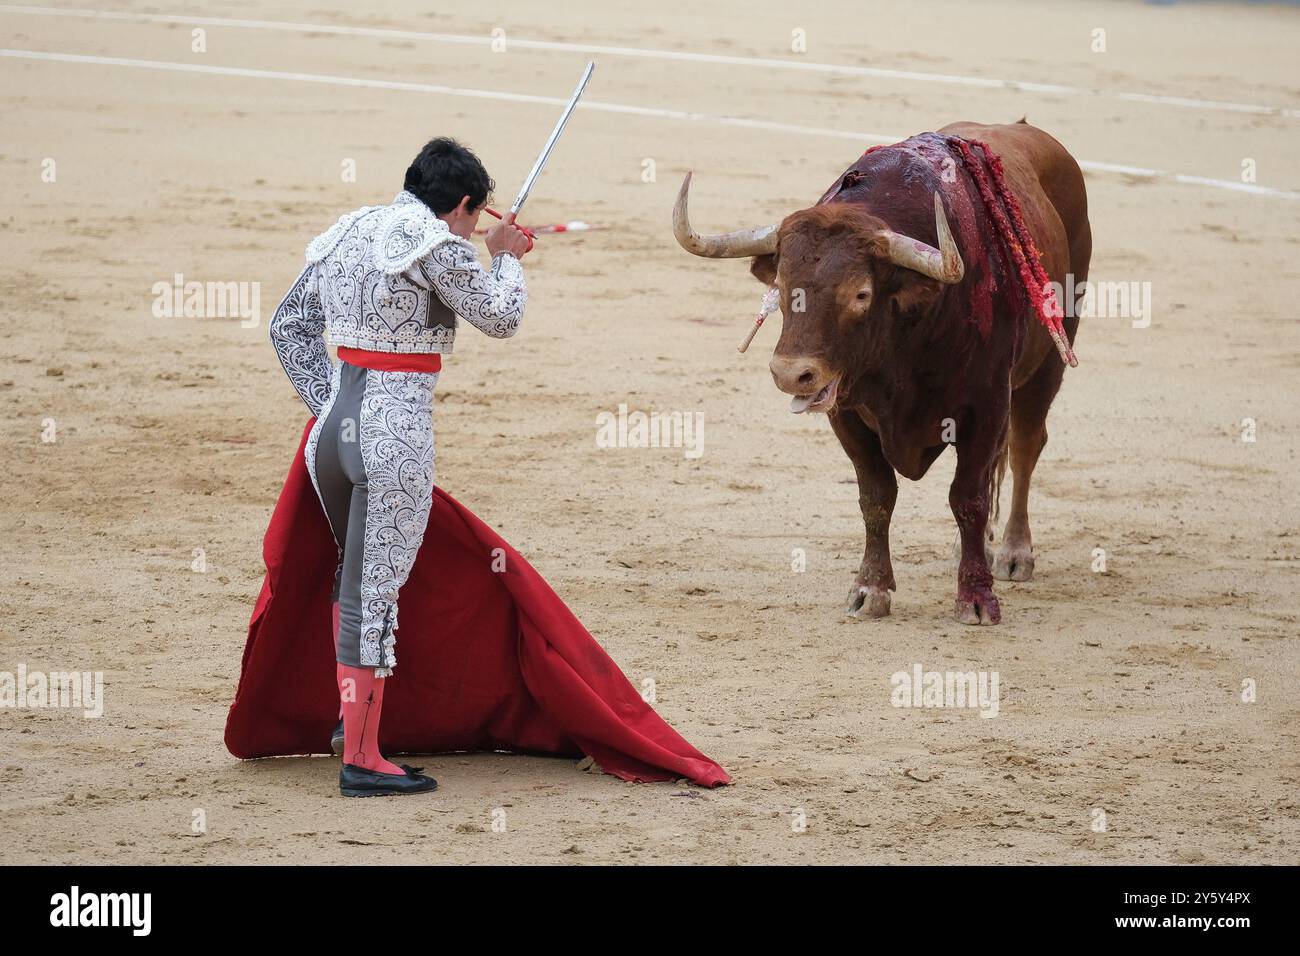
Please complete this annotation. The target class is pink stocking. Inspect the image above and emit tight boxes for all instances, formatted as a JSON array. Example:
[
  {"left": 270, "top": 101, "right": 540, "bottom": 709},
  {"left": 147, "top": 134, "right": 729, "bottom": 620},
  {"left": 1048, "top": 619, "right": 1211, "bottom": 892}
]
[{"left": 336, "top": 662, "right": 404, "bottom": 775}]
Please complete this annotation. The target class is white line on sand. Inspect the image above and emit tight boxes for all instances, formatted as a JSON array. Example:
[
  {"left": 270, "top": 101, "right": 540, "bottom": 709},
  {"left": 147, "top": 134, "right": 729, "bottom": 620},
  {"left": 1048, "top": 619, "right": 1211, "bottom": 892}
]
[
  {"left": 2, "top": 47, "right": 1296, "bottom": 201},
  {"left": 1, "top": 4, "right": 1297, "bottom": 120}
]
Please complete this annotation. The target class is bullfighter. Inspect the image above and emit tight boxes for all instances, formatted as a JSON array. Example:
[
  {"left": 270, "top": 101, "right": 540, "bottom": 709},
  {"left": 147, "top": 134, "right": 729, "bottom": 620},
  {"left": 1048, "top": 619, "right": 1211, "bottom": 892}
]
[{"left": 268, "top": 137, "right": 532, "bottom": 797}]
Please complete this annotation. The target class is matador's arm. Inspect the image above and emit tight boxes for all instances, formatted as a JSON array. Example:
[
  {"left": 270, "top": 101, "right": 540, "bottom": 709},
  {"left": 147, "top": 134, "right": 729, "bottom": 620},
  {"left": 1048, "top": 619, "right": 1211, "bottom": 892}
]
[
  {"left": 409, "top": 240, "right": 527, "bottom": 339},
  {"left": 269, "top": 263, "right": 333, "bottom": 417}
]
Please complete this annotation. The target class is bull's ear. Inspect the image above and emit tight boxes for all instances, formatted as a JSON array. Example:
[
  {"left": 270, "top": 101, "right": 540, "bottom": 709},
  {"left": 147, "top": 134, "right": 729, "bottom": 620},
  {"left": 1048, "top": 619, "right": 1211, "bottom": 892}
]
[
  {"left": 888, "top": 273, "right": 942, "bottom": 319},
  {"left": 749, "top": 254, "right": 777, "bottom": 285}
]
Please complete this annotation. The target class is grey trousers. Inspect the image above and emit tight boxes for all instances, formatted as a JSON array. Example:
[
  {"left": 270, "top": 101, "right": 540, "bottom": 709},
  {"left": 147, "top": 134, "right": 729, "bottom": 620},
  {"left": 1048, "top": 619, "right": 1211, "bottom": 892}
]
[{"left": 304, "top": 361, "right": 438, "bottom": 676}]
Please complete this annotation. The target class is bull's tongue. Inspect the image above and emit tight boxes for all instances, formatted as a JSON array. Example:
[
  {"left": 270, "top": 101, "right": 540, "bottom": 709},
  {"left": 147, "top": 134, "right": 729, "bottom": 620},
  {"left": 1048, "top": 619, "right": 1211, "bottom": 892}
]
[{"left": 789, "top": 379, "right": 834, "bottom": 414}]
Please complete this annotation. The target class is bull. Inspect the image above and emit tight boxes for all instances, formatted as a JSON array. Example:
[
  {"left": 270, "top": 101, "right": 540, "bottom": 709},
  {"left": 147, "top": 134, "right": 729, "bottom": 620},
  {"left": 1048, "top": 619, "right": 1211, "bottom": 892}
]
[{"left": 673, "top": 121, "right": 1090, "bottom": 624}]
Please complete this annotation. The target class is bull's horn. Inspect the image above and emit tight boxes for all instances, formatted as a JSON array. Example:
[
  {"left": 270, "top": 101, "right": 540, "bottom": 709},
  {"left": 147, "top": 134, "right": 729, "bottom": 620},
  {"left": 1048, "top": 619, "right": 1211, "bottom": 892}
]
[
  {"left": 673, "top": 172, "right": 779, "bottom": 258},
  {"left": 883, "top": 192, "right": 965, "bottom": 284}
]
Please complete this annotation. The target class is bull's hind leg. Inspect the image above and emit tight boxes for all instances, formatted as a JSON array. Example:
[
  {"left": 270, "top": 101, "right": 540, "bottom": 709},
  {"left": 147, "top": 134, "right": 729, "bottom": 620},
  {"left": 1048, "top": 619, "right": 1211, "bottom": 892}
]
[
  {"left": 830, "top": 409, "right": 898, "bottom": 618},
  {"left": 992, "top": 354, "right": 1067, "bottom": 582}
]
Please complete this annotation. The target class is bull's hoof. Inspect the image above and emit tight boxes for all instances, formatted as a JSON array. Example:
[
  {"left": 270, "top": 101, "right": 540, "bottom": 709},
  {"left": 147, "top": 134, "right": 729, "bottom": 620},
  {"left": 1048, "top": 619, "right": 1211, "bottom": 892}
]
[
  {"left": 954, "top": 588, "right": 1001, "bottom": 625},
  {"left": 846, "top": 584, "right": 891, "bottom": 619},
  {"left": 992, "top": 544, "right": 1035, "bottom": 582}
]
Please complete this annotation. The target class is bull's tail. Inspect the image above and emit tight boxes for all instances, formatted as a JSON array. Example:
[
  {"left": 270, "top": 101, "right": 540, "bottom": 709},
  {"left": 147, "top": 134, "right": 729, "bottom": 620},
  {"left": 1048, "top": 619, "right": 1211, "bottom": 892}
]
[{"left": 989, "top": 435, "right": 1009, "bottom": 527}]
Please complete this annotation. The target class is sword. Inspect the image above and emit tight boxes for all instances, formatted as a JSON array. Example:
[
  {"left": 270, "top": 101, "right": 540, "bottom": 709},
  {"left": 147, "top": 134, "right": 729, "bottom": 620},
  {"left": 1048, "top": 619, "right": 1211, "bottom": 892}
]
[
  {"left": 485, "top": 62, "right": 595, "bottom": 252},
  {"left": 512, "top": 61, "right": 595, "bottom": 216}
]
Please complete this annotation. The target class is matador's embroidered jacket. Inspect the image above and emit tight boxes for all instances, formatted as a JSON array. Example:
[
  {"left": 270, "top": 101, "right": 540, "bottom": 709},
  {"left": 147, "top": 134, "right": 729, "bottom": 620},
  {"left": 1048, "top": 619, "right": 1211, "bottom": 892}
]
[{"left": 269, "top": 190, "right": 527, "bottom": 416}]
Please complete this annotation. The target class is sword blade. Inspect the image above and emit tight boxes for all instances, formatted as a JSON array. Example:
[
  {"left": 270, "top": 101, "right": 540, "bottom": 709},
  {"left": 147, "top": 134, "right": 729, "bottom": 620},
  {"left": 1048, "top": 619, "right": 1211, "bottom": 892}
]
[{"left": 510, "top": 61, "right": 595, "bottom": 215}]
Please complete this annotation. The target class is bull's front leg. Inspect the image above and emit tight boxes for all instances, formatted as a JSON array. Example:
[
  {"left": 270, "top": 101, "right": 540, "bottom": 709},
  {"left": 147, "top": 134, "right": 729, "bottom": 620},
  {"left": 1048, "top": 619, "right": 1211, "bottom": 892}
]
[
  {"left": 949, "top": 404, "right": 1009, "bottom": 625},
  {"left": 829, "top": 409, "right": 898, "bottom": 618}
]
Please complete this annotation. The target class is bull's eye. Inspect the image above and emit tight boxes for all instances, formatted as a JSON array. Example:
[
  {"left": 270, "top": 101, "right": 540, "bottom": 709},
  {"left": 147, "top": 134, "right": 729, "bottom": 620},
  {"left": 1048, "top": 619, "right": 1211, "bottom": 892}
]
[{"left": 856, "top": 291, "right": 869, "bottom": 301}]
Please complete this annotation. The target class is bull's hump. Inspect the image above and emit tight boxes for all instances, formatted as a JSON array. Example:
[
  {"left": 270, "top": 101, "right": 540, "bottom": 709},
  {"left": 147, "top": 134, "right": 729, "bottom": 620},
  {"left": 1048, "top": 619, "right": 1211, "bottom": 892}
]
[{"left": 823, "top": 134, "right": 952, "bottom": 222}]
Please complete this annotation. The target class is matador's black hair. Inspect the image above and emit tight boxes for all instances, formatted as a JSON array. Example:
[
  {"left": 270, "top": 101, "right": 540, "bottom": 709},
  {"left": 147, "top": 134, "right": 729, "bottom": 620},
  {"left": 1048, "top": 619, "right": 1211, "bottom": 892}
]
[{"left": 403, "top": 137, "right": 495, "bottom": 215}]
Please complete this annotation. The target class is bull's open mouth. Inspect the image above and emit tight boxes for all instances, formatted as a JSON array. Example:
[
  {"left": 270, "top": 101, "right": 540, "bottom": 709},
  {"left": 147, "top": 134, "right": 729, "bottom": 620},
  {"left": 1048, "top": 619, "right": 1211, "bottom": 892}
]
[{"left": 789, "top": 375, "right": 840, "bottom": 414}]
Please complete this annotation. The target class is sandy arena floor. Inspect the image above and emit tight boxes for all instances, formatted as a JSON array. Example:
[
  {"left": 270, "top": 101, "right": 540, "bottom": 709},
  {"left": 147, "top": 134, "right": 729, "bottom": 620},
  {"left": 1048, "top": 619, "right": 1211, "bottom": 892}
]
[{"left": 1, "top": 0, "right": 1298, "bottom": 864}]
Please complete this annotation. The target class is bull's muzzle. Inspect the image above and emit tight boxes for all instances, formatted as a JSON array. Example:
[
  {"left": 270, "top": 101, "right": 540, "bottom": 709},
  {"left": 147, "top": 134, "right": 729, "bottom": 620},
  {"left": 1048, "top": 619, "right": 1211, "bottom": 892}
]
[{"left": 769, "top": 355, "right": 841, "bottom": 414}]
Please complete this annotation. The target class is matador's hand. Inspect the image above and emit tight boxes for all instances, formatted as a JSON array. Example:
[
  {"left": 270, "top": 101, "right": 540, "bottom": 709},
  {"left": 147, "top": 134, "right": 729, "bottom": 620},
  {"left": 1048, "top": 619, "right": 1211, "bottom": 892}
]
[{"left": 486, "top": 212, "right": 533, "bottom": 259}]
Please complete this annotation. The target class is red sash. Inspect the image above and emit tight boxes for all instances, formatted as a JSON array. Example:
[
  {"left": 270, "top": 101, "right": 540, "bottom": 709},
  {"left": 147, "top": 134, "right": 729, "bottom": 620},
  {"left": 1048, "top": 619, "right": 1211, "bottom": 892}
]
[{"left": 337, "top": 347, "right": 442, "bottom": 374}]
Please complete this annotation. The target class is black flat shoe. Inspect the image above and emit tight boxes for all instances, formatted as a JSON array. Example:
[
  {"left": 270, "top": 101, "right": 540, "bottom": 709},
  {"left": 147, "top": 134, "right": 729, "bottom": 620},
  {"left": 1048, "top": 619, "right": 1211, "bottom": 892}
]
[
  {"left": 330, "top": 720, "right": 345, "bottom": 756},
  {"left": 339, "top": 763, "right": 438, "bottom": 798}
]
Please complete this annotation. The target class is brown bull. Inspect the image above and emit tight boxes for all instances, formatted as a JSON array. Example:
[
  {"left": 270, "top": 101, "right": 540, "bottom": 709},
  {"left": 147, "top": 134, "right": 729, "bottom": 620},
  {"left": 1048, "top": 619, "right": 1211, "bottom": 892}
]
[{"left": 673, "top": 121, "right": 1090, "bottom": 624}]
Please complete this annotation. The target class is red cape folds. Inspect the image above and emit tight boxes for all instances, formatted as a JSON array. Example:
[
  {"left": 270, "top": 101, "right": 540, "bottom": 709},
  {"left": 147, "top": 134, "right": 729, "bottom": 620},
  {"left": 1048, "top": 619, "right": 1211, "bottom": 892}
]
[{"left": 224, "top": 420, "right": 731, "bottom": 787}]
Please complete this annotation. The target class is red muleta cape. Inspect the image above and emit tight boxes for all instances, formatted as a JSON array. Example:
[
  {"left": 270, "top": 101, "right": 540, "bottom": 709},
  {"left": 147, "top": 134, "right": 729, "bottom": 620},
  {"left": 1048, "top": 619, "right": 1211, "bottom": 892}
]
[{"left": 224, "top": 420, "right": 731, "bottom": 787}]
